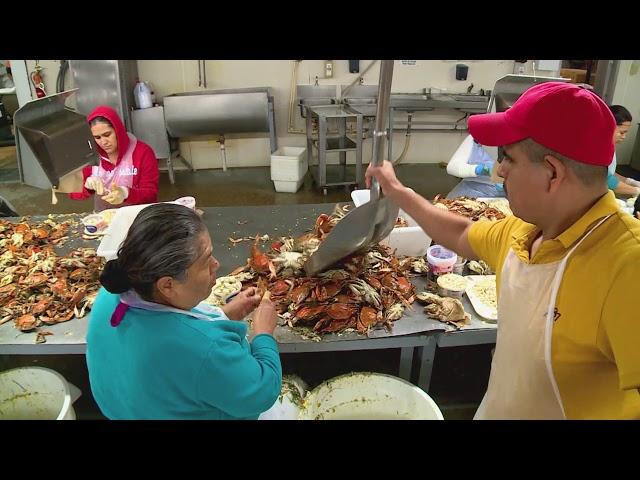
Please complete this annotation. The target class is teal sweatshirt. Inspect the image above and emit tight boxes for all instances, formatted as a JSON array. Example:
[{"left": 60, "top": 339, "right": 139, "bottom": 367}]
[{"left": 86, "top": 288, "right": 282, "bottom": 420}]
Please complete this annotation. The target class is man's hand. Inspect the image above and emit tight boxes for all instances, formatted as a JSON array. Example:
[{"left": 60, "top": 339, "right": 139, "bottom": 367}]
[
  {"left": 221, "top": 287, "right": 261, "bottom": 321},
  {"left": 101, "top": 182, "right": 129, "bottom": 205},
  {"left": 251, "top": 291, "right": 277, "bottom": 337},
  {"left": 365, "top": 160, "right": 405, "bottom": 198},
  {"left": 84, "top": 176, "right": 105, "bottom": 195}
]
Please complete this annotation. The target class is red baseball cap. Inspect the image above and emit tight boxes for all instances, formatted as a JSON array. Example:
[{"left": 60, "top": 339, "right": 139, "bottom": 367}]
[{"left": 468, "top": 82, "right": 616, "bottom": 167}]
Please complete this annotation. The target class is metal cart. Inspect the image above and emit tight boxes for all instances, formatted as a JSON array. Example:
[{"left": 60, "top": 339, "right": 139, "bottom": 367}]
[{"left": 305, "top": 105, "right": 364, "bottom": 195}]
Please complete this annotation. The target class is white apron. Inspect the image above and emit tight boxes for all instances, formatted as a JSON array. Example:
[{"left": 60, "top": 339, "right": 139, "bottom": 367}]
[
  {"left": 474, "top": 215, "right": 612, "bottom": 419},
  {"left": 92, "top": 133, "right": 138, "bottom": 212}
]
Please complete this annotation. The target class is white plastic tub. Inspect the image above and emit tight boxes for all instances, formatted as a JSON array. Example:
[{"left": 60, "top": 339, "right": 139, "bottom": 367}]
[
  {"left": 96, "top": 203, "right": 155, "bottom": 261},
  {"left": 351, "top": 189, "right": 432, "bottom": 257},
  {"left": 0, "top": 367, "right": 82, "bottom": 420},
  {"left": 96, "top": 199, "right": 194, "bottom": 261},
  {"left": 273, "top": 178, "right": 305, "bottom": 193},
  {"left": 299, "top": 372, "right": 443, "bottom": 420},
  {"left": 271, "top": 147, "right": 307, "bottom": 181}
]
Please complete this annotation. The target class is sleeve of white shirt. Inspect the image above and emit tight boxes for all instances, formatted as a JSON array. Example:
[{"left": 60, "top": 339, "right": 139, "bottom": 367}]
[
  {"left": 447, "top": 135, "right": 480, "bottom": 179},
  {"left": 607, "top": 153, "right": 617, "bottom": 177}
]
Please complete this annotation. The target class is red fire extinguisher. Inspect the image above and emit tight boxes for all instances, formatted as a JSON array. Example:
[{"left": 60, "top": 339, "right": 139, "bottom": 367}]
[{"left": 30, "top": 62, "right": 47, "bottom": 98}]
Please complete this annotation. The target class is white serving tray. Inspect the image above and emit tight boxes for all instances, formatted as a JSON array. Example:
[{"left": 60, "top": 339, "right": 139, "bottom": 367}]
[{"left": 465, "top": 274, "right": 498, "bottom": 322}]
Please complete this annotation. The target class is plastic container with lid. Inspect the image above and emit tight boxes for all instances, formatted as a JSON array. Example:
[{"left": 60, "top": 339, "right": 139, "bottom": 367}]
[
  {"left": 452, "top": 255, "right": 467, "bottom": 275},
  {"left": 427, "top": 245, "right": 457, "bottom": 276},
  {"left": 437, "top": 273, "right": 467, "bottom": 299}
]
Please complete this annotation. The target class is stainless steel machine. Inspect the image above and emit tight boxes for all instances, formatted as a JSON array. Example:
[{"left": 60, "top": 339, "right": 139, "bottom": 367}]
[
  {"left": 163, "top": 87, "right": 277, "bottom": 172},
  {"left": 13, "top": 90, "right": 98, "bottom": 190}
]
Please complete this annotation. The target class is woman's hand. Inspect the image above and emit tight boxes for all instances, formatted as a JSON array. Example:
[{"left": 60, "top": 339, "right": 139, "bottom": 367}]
[
  {"left": 84, "top": 176, "right": 105, "bottom": 195},
  {"left": 251, "top": 291, "right": 277, "bottom": 337},
  {"left": 221, "top": 287, "right": 261, "bottom": 321},
  {"left": 101, "top": 182, "right": 129, "bottom": 205}
]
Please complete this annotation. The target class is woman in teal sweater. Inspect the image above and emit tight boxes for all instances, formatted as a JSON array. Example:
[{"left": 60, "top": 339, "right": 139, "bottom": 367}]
[{"left": 86, "top": 203, "right": 282, "bottom": 419}]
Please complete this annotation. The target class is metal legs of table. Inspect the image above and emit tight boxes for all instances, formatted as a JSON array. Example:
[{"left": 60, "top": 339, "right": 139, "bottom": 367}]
[
  {"left": 164, "top": 151, "right": 196, "bottom": 185},
  {"left": 414, "top": 336, "right": 437, "bottom": 392},
  {"left": 399, "top": 347, "right": 414, "bottom": 382}
]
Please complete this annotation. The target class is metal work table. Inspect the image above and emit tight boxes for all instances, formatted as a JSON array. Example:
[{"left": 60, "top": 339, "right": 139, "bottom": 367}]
[
  {"left": 305, "top": 106, "right": 364, "bottom": 195},
  {"left": 0, "top": 204, "right": 496, "bottom": 390}
]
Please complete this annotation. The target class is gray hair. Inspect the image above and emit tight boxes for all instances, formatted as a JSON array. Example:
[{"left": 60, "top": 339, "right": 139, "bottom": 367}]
[
  {"left": 99, "top": 203, "right": 207, "bottom": 298},
  {"left": 518, "top": 138, "right": 607, "bottom": 187}
]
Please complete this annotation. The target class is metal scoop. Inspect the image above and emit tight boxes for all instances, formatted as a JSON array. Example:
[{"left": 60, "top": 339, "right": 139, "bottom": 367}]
[{"left": 304, "top": 60, "right": 399, "bottom": 276}]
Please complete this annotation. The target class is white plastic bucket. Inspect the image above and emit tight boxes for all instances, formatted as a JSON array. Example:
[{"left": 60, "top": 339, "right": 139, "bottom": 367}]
[
  {"left": 259, "top": 375, "right": 308, "bottom": 420},
  {"left": 299, "top": 372, "right": 443, "bottom": 420},
  {"left": 351, "top": 189, "right": 432, "bottom": 257},
  {"left": 0, "top": 367, "right": 82, "bottom": 420}
]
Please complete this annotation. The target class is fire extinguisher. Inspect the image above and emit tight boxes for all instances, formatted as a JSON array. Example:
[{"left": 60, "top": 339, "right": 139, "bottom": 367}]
[{"left": 30, "top": 62, "right": 47, "bottom": 98}]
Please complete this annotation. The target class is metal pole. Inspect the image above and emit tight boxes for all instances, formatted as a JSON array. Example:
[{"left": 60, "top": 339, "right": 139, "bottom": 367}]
[{"left": 370, "top": 60, "right": 393, "bottom": 201}]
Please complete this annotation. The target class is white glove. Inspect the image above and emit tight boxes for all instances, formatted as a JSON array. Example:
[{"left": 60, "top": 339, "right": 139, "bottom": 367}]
[
  {"left": 84, "top": 176, "right": 105, "bottom": 195},
  {"left": 101, "top": 183, "right": 129, "bottom": 205},
  {"left": 625, "top": 177, "right": 640, "bottom": 188}
]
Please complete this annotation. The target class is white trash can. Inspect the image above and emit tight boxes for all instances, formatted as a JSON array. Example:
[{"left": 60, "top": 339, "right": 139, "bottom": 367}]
[
  {"left": 0, "top": 367, "right": 82, "bottom": 420},
  {"left": 298, "top": 372, "right": 444, "bottom": 420}
]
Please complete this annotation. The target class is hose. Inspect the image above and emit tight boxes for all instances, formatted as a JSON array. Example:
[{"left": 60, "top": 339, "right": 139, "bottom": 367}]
[
  {"left": 56, "top": 60, "right": 69, "bottom": 93},
  {"left": 288, "top": 60, "right": 305, "bottom": 134},
  {"left": 392, "top": 113, "right": 412, "bottom": 166}
]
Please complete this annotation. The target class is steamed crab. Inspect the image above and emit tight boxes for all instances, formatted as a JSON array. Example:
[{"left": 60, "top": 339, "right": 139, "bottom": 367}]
[
  {"left": 228, "top": 206, "right": 418, "bottom": 337},
  {"left": 417, "top": 291, "right": 470, "bottom": 329}
]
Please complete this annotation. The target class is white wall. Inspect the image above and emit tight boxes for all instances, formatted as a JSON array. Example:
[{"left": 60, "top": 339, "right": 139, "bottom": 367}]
[
  {"left": 22, "top": 59, "right": 560, "bottom": 169},
  {"left": 137, "top": 60, "right": 538, "bottom": 168},
  {"left": 611, "top": 60, "right": 640, "bottom": 166}
]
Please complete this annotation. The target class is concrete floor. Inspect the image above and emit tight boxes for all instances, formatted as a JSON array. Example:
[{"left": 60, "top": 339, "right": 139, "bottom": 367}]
[
  {"left": 1, "top": 159, "right": 460, "bottom": 215},
  {"left": 1, "top": 151, "right": 484, "bottom": 419}
]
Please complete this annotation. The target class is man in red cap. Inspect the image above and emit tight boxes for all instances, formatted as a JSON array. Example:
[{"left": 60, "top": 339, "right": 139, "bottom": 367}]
[{"left": 366, "top": 82, "right": 640, "bottom": 419}]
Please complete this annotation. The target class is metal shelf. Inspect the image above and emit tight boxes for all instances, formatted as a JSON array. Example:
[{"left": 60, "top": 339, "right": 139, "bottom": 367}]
[{"left": 312, "top": 136, "right": 357, "bottom": 152}]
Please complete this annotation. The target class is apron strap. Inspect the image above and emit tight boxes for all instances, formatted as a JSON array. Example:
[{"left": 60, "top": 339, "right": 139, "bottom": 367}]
[{"left": 543, "top": 213, "right": 613, "bottom": 417}]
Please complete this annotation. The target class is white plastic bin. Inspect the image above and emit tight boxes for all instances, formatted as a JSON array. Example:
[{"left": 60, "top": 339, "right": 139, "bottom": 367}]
[
  {"left": 271, "top": 147, "right": 307, "bottom": 193},
  {"left": 258, "top": 375, "right": 308, "bottom": 420},
  {"left": 0, "top": 367, "right": 82, "bottom": 420},
  {"left": 351, "top": 189, "right": 432, "bottom": 257},
  {"left": 298, "top": 372, "right": 443, "bottom": 420},
  {"left": 96, "top": 199, "right": 191, "bottom": 261}
]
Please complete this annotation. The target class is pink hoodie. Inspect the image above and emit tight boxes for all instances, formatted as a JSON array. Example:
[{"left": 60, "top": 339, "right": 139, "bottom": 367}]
[{"left": 69, "top": 106, "right": 159, "bottom": 205}]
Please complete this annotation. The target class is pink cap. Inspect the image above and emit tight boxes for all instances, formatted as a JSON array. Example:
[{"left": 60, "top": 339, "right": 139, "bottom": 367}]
[{"left": 468, "top": 82, "right": 616, "bottom": 167}]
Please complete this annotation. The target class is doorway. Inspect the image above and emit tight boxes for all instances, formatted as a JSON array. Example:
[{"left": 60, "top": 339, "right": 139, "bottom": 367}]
[{"left": 560, "top": 60, "right": 619, "bottom": 103}]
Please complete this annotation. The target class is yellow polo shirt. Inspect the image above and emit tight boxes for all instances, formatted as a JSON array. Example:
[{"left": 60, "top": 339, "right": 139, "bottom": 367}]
[{"left": 468, "top": 191, "right": 640, "bottom": 419}]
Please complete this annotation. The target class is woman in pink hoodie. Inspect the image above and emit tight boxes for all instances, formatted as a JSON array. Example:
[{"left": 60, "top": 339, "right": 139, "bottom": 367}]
[{"left": 69, "top": 106, "right": 159, "bottom": 211}]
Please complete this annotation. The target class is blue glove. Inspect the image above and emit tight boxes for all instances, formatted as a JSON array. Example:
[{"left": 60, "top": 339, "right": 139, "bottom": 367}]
[
  {"left": 607, "top": 174, "right": 620, "bottom": 190},
  {"left": 475, "top": 164, "right": 491, "bottom": 176}
]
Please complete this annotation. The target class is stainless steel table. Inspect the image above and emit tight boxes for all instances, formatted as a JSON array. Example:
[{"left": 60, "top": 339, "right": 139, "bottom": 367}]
[{"left": 0, "top": 204, "right": 497, "bottom": 391}]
